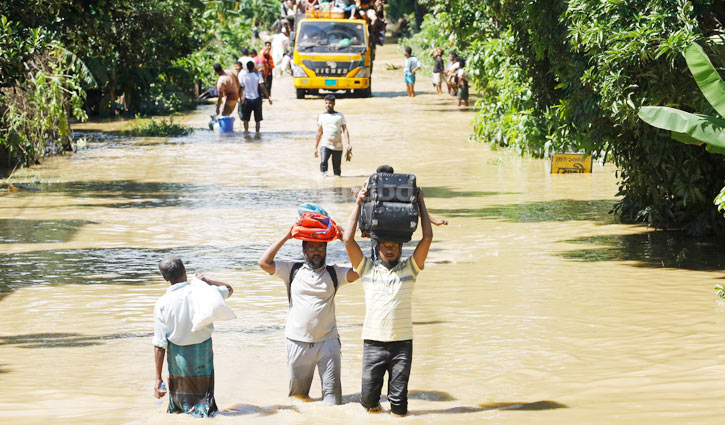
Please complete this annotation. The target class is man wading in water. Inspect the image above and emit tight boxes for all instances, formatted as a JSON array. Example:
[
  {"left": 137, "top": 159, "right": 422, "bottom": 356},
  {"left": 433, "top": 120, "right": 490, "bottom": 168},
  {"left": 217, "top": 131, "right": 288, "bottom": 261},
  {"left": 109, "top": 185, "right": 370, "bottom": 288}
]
[
  {"left": 343, "top": 186, "right": 433, "bottom": 416},
  {"left": 152, "top": 256, "right": 234, "bottom": 417},
  {"left": 315, "top": 95, "right": 351, "bottom": 177},
  {"left": 258, "top": 229, "right": 359, "bottom": 404},
  {"left": 213, "top": 63, "right": 239, "bottom": 117}
]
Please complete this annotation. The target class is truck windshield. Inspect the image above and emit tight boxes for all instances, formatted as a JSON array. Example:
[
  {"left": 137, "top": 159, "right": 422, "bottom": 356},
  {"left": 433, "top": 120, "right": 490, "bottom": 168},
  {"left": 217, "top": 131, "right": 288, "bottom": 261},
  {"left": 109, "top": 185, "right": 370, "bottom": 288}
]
[{"left": 297, "top": 21, "right": 367, "bottom": 54}]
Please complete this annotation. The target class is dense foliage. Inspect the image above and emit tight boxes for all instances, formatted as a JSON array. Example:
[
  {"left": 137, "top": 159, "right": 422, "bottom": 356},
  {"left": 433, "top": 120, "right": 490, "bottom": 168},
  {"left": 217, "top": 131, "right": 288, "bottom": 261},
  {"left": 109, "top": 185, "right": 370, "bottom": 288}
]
[
  {"left": 408, "top": 0, "right": 725, "bottom": 234},
  {"left": 1, "top": 0, "right": 277, "bottom": 169}
]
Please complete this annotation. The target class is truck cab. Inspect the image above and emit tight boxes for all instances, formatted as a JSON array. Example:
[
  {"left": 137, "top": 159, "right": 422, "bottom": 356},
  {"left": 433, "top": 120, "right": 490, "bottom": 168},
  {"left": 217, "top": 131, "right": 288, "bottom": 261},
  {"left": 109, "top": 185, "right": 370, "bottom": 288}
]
[{"left": 292, "top": 12, "right": 372, "bottom": 99}]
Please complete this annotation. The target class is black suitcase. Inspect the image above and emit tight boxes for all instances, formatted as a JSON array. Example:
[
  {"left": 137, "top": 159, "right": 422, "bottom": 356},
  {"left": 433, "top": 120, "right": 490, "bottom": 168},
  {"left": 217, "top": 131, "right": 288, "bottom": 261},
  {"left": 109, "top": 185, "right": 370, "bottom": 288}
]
[
  {"left": 365, "top": 173, "right": 418, "bottom": 203},
  {"left": 359, "top": 173, "right": 419, "bottom": 243}
]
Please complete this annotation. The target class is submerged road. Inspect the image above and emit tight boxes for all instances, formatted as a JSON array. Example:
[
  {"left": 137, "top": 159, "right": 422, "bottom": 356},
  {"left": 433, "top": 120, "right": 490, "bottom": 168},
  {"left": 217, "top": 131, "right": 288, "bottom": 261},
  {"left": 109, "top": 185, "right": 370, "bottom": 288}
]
[{"left": 1, "top": 43, "right": 725, "bottom": 424}]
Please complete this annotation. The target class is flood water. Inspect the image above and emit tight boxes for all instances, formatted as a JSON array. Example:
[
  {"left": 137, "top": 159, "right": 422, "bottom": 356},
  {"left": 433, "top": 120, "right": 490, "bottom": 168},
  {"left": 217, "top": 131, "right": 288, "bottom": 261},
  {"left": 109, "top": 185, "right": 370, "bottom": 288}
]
[{"left": 2, "top": 44, "right": 724, "bottom": 424}]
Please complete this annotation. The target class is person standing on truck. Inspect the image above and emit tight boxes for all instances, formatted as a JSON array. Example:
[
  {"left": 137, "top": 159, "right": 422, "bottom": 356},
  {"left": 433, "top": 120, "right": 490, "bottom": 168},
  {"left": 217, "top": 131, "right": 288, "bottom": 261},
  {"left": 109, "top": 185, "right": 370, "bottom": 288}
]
[
  {"left": 315, "top": 95, "right": 351, "bottom": 177},
  {"left": 239, "top": 61, "right": 273, "bottom": 133},
  {"left": 403, "top": 46, "right": 421, "bottom": 97},
  {"left": 214, "top": 63, "right": 239, "bottom": 117},
  {"left": 258, "top": 229, "right": 359, "bottom": 405}
]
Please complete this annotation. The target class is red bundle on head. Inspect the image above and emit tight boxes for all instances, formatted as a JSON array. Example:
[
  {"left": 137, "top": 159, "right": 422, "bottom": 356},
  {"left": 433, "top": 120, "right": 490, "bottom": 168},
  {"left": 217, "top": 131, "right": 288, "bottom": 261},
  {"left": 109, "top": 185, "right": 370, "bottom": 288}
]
[{"left": 291, "top": 212, "right": 340, "bottom": 242}]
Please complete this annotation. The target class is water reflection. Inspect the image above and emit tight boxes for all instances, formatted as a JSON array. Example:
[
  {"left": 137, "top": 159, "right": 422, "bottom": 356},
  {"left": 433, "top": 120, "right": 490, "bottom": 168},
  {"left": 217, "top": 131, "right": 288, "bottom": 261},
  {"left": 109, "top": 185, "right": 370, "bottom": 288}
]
[
  {"left": 431, "top": 199, "right": 617, "bottom": 223},
  {"left": 559, "top": 232, "right": 725, "bottom": 270},
  {"left": 424, "top": 187, "right": 520, "bottom": 199},
  {"left": 0, "top": 243, "right": 353, "bottom": 299},
  {"left": 1, "top": 182, "right": 352, "bottom": 210},
  {"left": 0, "top": 219, "right": 96, "bottom": 243}
]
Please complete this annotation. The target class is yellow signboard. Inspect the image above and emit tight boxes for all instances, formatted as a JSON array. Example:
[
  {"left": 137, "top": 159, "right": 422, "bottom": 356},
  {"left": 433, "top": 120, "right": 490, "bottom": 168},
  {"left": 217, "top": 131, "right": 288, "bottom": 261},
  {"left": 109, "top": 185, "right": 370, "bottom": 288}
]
[{"left": 551, "top": 153, "right": 593, "bottom": 174}]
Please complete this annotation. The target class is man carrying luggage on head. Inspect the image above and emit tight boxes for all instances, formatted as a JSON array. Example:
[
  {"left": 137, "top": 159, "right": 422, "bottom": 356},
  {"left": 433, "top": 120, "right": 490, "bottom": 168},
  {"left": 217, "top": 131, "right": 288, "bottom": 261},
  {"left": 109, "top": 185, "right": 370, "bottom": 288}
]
[
  {"left": 343, "top": 184, "right": 433, "bottom": 416},
  {"left": 258, "top": 226, "right": 360, "bottom": 405}
]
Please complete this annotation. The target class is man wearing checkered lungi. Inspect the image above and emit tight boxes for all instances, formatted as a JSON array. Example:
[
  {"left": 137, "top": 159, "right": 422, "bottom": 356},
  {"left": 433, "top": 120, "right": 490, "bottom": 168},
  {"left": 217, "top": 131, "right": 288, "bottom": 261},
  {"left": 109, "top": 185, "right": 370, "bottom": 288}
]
[{"left": 152, "top": 256, "right": 233, "bottom": 417}]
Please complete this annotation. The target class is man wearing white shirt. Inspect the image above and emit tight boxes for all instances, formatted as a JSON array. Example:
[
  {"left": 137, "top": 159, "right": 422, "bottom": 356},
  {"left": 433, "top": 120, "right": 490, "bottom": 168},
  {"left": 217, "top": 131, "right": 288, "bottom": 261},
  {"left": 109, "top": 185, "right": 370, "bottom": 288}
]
[
  {"left": 239, "top": 61, "right": 273, "bottom": 133},
  {"left": 152, "top": 256, "right": 233, "bottom": 417}
]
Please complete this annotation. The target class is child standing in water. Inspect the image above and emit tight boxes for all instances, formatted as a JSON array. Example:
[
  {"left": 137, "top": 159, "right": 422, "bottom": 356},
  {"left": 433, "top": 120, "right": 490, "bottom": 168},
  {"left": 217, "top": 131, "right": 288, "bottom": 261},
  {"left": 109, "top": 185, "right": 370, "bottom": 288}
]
[{"left": 403, "top": 46, "right": 421, "bottom": 97}]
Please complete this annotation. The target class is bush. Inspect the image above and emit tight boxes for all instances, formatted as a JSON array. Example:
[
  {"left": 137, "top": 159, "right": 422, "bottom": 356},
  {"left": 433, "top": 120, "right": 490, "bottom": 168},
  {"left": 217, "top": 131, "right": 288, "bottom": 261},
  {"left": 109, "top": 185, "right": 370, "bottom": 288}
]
[
  {"left": 418, "top": 0, "right": 725, "bottom": 233},
  {"left": 124, "top": 115, "right": 191, "bottom": 137}
]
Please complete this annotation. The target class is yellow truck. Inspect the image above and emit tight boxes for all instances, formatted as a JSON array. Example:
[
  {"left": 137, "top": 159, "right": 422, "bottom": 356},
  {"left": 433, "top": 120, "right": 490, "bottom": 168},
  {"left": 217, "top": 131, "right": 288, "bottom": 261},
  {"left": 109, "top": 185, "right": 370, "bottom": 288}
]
[{"left": 292, "top": 14, "right": 373, "bottom": 99}]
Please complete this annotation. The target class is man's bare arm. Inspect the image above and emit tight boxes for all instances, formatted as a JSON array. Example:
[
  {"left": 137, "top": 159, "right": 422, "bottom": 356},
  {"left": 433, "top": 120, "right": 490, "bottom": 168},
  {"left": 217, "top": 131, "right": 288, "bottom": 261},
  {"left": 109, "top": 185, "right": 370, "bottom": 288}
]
[
  {"left": 154, "top": 345, "right": 166, "bottom": 398},
  {"left": 258, "top": 230, "right": 293, "bottom": 275},
  {"left": 412, "top": 188, "right": 433, "bottom": 269},
  {"left": 344, "top": 187, "right": 366, "bottom": 269}
]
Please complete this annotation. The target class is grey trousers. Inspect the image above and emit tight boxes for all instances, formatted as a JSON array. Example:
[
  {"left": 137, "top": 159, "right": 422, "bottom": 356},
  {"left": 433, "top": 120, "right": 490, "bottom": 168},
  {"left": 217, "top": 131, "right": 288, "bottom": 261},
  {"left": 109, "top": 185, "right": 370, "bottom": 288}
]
[
  {"left": 286, "top": 337, "right": 342, "bottom": 405},
  {"left": 360, "top": 339, "right": 413, "bottom": 415}
]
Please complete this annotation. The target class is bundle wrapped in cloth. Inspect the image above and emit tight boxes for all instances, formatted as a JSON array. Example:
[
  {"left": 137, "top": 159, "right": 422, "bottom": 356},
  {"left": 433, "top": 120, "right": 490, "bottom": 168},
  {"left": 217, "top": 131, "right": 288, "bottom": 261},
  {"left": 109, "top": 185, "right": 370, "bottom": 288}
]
[{"left": 291, "top": 212, "right": 340, "bottom": 242}]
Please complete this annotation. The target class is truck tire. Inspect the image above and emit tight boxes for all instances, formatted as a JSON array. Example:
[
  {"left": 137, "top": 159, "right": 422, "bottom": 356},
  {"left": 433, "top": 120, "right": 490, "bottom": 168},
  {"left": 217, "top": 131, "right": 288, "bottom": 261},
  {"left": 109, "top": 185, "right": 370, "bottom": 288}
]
[
  {"left": 361, "top": 86, "right": 372, "bottom": 98},
  {"left": 296, "top": 89, "right": 306, "bottom": 99}
]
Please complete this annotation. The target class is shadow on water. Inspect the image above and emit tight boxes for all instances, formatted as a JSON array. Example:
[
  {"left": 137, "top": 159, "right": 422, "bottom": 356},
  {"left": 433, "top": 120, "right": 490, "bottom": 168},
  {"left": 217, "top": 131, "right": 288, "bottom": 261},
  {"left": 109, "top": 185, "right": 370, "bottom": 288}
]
[
  {"left": 220, "top": 403, "right": 300, "bottom": 416},
  {"left": 410, "top": 400, "right": 568, "bottom": 415},
  {"left": 559, "top": 231, "right": 725, "bottom": 271},
  {"left": 0, "top": 181, "right": 353, "bottom": 210},
  {"left": 430, "top": 199, "right": 617, "bottom": 223},
  {"left": 372, "top": 91, "right": 408, "bottom": 98},
  {"left": 0, "top": 219, "right": 97, "bottom": 244},
  {"left": 0, "top": 332, "right": 151, "bottom": 349},
  {"left": 0, "top": 242, "right": 354, "bottom": 300},
  {"left": 424, "top": 186, "right": 520, "bottom": 199}
]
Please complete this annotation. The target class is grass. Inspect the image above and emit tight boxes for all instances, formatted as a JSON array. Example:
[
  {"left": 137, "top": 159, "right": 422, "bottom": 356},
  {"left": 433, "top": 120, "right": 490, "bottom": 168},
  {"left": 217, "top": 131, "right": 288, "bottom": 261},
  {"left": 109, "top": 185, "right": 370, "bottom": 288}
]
[{"left": 124, "top": 114, "right": 192, "bottom": 137}]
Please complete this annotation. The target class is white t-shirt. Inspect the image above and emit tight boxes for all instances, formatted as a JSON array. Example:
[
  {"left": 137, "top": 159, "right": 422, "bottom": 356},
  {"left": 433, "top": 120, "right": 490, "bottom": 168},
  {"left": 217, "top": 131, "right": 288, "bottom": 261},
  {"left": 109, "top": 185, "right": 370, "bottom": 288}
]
[
  {"left": 152, "top": 281, "right": 229, "bottom": 348},
  {"left": 240, "top": 72, "right": 265, "bottom": 99},
  {"left": 404, "top": 56, "right": 421, "bottom": 74},
  {"left": 317, "top": 111, "right": 347, "bottom": 151},
  {"left": 238, "top": 55, "right": 255, "bottom": 76},
  {"left": 274, "top": 261, "right": 352, "bottom": 343}
]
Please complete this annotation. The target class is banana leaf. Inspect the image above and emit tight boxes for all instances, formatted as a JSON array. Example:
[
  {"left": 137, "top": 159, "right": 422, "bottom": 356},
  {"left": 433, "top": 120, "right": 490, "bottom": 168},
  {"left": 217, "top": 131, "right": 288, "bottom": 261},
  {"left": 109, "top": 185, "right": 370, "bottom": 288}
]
[
  {"left": 639, "top": 106, "right": 725, "bottom": 148},
  {"left": 685, "top": 43, "right": 725, "bottom": 118}
]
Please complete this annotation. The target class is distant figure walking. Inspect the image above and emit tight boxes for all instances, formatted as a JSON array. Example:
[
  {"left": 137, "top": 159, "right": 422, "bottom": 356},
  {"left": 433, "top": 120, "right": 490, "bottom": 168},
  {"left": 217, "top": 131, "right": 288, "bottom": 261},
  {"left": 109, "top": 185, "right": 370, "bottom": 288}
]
[
  {"left": 239, "top": 61, "right": 272, "bottom": 133},
  {"left": 315, "top": 95, "right": 351, "bottom": 177},
  {"left": 214, "top": 63, "right": 239, "bottom": 117},
  {"left": 403, "top": 46, "right": 421, "bottom": 97},
  {"left": 272, "top": 27, "right": 291, "bottom": 78},
  {"left": 430, "top": 48, "right": 444, "bottom": 94},
  {"left": 456, "top": 57, "right": 469, "bottom": 107},
  {"left": 262, "top": 41, "right": 275, "bottom": 95},
  {"left": 152, "top": 256, "right": 234, "bottom": 417}
]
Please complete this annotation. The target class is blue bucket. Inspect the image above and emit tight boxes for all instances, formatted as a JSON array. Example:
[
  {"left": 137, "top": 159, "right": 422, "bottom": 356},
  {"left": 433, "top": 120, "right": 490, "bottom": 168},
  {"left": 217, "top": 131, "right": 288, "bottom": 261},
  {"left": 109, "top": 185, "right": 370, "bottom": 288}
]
[{"left": 218, "top": 116, "right": 234, "bottom": 132}]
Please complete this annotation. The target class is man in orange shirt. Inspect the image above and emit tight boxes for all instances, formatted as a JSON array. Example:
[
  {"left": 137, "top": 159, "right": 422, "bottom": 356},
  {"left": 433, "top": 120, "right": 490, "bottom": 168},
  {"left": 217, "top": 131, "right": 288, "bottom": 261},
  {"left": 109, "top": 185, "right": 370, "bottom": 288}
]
[{"left": 214, "top": 63, "right": 239, "bottom": 116}]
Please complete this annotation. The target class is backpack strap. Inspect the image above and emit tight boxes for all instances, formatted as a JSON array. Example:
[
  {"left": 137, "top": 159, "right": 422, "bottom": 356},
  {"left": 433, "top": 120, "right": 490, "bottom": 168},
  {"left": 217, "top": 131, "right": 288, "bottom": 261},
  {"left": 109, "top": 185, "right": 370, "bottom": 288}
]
[
  {"left": 288, "top": 262, "right": 304, "bottom": 304},
  {"left": 287, "top": 262, "right": 339, "bottom": 304},
  {"left": 326, "top": 265, "right": 339, "bottom": 293}
]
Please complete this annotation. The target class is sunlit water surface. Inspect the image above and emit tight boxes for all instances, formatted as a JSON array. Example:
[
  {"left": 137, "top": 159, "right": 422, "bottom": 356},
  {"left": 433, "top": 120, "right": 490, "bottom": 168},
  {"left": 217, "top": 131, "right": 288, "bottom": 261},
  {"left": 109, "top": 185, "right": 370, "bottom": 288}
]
[{"left": 2, "top": 45, "right": 725, "bottom": 425}]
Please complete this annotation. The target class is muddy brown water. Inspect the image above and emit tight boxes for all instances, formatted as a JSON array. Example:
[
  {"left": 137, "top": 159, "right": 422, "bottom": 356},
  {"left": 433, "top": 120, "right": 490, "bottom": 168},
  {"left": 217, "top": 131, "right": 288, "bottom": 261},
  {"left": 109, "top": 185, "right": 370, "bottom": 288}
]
[{"left": 1, "top": 44, "right": 724, "bottom": 424}]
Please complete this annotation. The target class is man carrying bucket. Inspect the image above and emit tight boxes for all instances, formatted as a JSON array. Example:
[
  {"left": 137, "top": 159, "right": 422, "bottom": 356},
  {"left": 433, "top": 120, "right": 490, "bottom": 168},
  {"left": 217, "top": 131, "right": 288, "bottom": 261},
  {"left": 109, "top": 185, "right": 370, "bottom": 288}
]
[
  {"left": 213, "top": 63, "right": 239, "bottom": 118},
  {"left": 258, "top": 209, "right": 359, "bottom": 404}
]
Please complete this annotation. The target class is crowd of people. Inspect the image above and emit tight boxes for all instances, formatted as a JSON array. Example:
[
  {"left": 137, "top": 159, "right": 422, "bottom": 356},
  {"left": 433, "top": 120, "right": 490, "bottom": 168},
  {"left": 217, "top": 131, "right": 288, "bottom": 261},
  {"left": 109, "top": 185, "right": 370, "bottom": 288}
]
[
  {"left": 153, "top": 13, "right": 471, "bottom": 415},
  {"left": 401, "top": 46, "right": 469, "bottom": 106}
]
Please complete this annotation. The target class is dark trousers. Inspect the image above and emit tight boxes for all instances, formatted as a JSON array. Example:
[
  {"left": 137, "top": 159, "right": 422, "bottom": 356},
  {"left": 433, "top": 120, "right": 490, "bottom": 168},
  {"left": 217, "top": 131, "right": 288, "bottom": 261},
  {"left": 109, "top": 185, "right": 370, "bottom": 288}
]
[
  {"left": 320, "top": 147, "right": 342, "bottom": 176},
  {"left": 360, "top": 339, "right": 413, "bottom": 415},
  {"left": 265, "top": 74, "right": 273, "bottom": 96}
]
